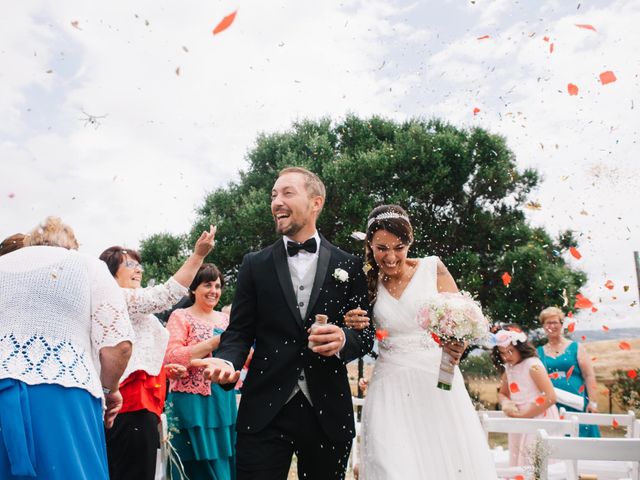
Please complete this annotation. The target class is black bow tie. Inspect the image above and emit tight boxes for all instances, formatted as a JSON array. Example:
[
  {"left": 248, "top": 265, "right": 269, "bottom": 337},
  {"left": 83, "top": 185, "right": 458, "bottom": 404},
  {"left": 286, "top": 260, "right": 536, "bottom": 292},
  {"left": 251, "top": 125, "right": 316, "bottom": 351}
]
[{"left": 287, "top": 238, "right": 317, "bottom": 257}]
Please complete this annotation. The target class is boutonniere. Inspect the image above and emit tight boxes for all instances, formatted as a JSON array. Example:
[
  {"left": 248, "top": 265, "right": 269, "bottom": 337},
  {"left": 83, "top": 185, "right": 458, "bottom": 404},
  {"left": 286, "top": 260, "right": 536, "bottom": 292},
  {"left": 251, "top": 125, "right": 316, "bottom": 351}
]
[{"left": 332, "top": 268, "right": 349, "bottom": 283}]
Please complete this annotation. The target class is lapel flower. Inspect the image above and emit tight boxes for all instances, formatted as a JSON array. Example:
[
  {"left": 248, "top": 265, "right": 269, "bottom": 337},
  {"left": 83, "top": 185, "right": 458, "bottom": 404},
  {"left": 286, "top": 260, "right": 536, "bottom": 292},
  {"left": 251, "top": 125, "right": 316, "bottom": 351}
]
[{"left": 332, "top": 268, "right": 349, "bottom": 283}]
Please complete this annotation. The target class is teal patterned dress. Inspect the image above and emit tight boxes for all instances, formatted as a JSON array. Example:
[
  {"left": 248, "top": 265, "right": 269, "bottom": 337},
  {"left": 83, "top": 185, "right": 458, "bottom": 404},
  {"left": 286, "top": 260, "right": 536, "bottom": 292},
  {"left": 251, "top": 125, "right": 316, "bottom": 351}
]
[{"left": 537, "top": 341, "right": 601, "bottom": 437}]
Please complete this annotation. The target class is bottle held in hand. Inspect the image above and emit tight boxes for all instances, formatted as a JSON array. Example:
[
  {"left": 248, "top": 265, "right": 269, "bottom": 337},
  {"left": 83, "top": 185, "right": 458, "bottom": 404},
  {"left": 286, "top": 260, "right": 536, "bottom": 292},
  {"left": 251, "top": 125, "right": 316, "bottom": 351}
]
[{"left": 308, "top": 314, "right": 328, "bottom": 349}]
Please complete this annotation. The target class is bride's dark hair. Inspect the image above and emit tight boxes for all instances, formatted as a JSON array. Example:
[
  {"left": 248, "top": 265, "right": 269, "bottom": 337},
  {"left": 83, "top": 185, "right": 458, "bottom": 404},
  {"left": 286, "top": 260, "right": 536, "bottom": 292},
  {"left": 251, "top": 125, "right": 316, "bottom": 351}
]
[{"left": 364, "top": 205, "right": 413, "bottom": 305}]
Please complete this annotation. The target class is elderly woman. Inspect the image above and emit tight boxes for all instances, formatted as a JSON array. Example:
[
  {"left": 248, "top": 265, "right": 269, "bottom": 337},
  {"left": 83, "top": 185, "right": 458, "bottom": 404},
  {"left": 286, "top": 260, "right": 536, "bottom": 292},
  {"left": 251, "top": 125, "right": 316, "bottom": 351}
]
[
  {"left": 0, "top": 217, "right": 133, "bottom": 479},
  {"left": 537, "top": 306, "right": 601, "bottom": 437},
  {"left": 164, "top": 264, "right": 237, "bottom": 480},
  {"left": 100, "top": 226, "right": 216, "bottom": 480}
]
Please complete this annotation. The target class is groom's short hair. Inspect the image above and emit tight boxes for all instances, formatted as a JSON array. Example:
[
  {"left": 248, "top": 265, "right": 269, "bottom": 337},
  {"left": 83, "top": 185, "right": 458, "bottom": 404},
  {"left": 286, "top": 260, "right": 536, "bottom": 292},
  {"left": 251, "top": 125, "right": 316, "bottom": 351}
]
[{"left": 278, "top": 167, "right": 326, "bottom": 200}]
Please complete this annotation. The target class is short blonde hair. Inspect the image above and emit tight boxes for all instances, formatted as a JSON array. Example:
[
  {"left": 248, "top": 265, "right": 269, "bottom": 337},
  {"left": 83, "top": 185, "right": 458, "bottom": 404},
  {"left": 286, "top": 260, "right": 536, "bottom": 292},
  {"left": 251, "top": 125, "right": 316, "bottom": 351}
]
[
  {"left": 29, "top": 216, "right": 79, "bottom": 250},
  {"left": 278, "top": 167, "right": 326, "bottom": 200},
  {"left": 539, "top": 306, "right": 565, "bottom": 324}
]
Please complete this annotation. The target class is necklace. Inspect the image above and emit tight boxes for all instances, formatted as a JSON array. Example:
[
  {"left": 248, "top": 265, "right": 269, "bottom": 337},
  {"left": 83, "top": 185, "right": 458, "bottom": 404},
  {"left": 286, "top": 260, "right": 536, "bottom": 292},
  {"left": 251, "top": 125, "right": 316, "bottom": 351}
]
[{"left": 547, "top": 340, "right": 565, "bottom": 355}]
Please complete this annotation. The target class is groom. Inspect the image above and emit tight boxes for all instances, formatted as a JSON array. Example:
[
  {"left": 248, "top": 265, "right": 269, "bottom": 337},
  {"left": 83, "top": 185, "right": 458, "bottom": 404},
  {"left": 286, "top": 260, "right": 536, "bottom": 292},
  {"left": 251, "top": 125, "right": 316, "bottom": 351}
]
[{"left": 197, "top": 167, "right": 374, "bottom": 479}]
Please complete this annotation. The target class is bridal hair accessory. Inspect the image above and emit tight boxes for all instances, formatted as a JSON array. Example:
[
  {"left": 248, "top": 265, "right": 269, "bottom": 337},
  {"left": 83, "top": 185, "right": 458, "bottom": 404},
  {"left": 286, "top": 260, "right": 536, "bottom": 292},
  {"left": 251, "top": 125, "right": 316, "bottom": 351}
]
[
  {"left": 367, "top": 212, "right": 410, "bottom": 229},
  {"left": 494, "top": 329, "right": 527, "bottom": 347}
]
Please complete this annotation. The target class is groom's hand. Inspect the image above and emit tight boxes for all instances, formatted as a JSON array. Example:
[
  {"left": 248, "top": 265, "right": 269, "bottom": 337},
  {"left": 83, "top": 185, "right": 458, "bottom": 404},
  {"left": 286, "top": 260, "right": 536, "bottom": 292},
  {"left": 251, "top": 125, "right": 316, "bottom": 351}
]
[
  {"left": 191, "top": 358, "right": 241, "bottom": 384},
  {"left": 308, "top": 324, "right": 346, "bottom": 357}
]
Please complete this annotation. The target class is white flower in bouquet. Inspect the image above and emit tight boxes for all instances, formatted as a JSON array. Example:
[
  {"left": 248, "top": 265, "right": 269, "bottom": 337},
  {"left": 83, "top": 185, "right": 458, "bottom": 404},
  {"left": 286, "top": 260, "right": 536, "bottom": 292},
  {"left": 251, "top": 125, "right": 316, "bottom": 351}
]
[{"left": 416, "top": 291, "right": 490, "bottom": 391}]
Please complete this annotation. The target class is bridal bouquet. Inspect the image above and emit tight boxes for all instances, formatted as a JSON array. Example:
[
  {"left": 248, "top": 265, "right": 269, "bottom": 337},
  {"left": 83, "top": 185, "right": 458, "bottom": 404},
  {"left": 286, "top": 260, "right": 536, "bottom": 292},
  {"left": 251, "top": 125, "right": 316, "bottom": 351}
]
[{"left": 416, "top": 292, "right": 490, "bottom": 390}]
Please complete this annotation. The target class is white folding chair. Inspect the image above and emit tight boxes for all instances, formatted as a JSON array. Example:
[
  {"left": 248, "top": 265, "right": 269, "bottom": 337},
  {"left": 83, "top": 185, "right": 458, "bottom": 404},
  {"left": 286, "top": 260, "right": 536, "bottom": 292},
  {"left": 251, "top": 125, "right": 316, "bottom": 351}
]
[
  {"left": 537, "top": 429, "right": 640, "bottom": 480},
  {"left": 348, "top": 397, "right": 365, "bottom": 473},
  {"left": 477, "top": 409, "right": 507, "bottom": 419},
  {"left": 558, "top": 407, "right": 637, "bottom": 438},
  {"left": 480, "top": 414, "right": 579, "bottom": 479}
]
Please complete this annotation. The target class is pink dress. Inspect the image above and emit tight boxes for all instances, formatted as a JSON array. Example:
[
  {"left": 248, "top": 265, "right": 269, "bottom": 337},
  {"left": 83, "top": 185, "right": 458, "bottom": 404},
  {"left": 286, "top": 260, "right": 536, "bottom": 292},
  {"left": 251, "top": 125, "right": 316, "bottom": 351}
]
[{"left": 504, "top": 356, "right": 560, "bottom": 466}]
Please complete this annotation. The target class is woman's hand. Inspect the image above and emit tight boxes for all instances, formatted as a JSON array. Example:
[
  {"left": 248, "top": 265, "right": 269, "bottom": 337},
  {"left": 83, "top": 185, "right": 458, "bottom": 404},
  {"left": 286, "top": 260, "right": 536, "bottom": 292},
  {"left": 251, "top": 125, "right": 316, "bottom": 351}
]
[
  {"left": 194, "top": 225, "right": 216, "bottom": 258},
  {"left": 165, "top": 363, "right": 187, "bottom": 380},
  {"left": 104, "top": 390, "right": 123, "bottom": 429},
  {"left": 442, "top": 339, "right": 467, "bottom": 365},
  {"left": 344, "top": 308, "right": 370, "bottom": 330}
]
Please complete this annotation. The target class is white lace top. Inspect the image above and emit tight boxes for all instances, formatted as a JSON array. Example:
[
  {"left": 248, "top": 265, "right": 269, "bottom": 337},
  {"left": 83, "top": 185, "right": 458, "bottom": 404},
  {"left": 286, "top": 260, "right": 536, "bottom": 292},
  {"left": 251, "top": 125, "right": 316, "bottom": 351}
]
[
  {"left": 0, "top": 246, "right": 134, "bottom": 398},
  {"left": 120, "top": 278, "right": 187, "bottom": 381}
]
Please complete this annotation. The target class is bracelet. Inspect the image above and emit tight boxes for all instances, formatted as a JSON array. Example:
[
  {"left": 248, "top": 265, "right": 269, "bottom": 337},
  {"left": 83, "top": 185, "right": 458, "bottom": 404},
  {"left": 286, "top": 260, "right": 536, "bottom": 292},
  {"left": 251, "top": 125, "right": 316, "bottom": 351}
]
[{"left": 102, "top": 386, "right": 112, "bottom": 395}]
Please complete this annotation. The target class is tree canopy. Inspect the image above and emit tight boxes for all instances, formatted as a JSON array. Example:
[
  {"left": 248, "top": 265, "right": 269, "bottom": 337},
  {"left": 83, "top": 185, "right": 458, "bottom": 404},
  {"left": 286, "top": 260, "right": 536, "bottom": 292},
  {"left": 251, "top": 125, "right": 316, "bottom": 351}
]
[{"left": 140, "top": 115, "right": 586, "bottom": 330}]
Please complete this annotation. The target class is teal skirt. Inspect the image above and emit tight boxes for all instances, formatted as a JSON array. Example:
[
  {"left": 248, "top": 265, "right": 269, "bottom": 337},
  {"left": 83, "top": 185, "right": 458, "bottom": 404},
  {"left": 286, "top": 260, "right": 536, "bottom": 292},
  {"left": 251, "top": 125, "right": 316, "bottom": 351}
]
[{"left": 167, "top": 384, "right": 237, "bottom": 480}]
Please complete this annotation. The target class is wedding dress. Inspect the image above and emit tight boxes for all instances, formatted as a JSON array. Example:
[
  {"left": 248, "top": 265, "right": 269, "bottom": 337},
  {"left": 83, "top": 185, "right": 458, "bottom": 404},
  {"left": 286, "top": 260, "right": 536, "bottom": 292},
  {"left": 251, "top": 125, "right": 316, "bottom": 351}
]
[{"left": 359, "top": 256, "right": 498, "bottom": 479}]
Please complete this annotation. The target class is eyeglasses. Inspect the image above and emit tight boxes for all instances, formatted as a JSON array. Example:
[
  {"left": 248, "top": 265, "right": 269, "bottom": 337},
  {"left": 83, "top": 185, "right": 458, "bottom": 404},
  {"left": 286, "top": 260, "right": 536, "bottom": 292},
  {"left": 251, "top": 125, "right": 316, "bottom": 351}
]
[{"left": 122, "top": 260, "right": 144, "bottom": 271}]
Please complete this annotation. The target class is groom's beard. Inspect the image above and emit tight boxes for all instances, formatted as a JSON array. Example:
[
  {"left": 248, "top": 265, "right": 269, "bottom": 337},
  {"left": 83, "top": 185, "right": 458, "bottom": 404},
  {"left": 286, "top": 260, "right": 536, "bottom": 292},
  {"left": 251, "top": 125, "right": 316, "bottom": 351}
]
[{"left": 275, "top": 220, "right": 303, "bottom": 237}]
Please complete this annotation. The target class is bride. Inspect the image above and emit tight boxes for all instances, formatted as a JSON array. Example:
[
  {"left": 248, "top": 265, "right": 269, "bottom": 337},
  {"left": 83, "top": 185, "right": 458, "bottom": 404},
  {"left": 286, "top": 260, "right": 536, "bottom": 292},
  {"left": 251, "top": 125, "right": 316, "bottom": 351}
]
[{"left": 345, "top": 205, "right": 497, "bottom": 479}]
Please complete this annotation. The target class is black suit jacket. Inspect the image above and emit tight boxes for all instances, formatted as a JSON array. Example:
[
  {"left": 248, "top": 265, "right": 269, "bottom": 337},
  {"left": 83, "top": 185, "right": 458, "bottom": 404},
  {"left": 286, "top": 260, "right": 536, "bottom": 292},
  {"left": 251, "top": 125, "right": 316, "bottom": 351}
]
[{"left": 215, "top": 235, "right": 374, "bottom": 442}]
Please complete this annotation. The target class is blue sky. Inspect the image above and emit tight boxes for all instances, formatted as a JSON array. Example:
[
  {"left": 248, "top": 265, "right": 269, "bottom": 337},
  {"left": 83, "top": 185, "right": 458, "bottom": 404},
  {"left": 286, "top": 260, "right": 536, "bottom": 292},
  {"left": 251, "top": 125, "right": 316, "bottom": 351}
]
[{"left": 2, "top": 0, "right": 639, "bottom": 328}]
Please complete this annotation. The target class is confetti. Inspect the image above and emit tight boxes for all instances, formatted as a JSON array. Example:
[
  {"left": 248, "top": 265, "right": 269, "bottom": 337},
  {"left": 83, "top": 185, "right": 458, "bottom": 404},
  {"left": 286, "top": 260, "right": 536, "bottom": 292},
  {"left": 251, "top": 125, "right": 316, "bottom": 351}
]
[
  {"left": 628, "top": 370, "right": 638, "bottom": 380},
  {"left": 430, "top": 332, "right": 441, "bottom": 345},
  {"left": 567, "top": 322, "right": 576, "bottom": 333},
  {"left": 70, "top": 20, "right": 81, "bottom": 30},
  {"left": 175, "top": 67, "right": 180, "bottom": 76},
  {"left": 549, "top": 372, "right": 559, "bottom": 379},
  {"left": 602, "top": 325, "right": 609, "bottom": 332},
  {"left": 623, "top": 285, "right": 630, "bottom": 292},
  {"left": 592, "top": 357, "right": 598, "bottom": 362},
  {"left": 604, "top": 280, "right": 614, "bottom": 290},
  {"left": 514, "top": 476, "right": 524, "bottom": 480},
  {"left": 618, "top": 341, "right": 631, "bottom": 350},
  {"left": 567, "top": 83, "right": 579, "bottom": 96},
  {"left": 477, "top": 35, "right": 490, "bottom": 40},
  {"left": 567, "top": 311, "right": 573, "bottom": 318},
  {"left": 549, "top": 42, "right": 554, "bottom": 54},
  {"left": 525, "top": 201, "right": 542, "bottom": 210},
  {"left": 612, "top": 419, "right": 619, "bottom": 429},
  {"left": 8, "top": 193, "right": 15, "bottom": 199},
  {"left": 591, "top": 306, "right": 598, "bottom": 313},
  {"left": 578, "top": 385, "right": 585, "bottom": 393},
  {"left": 509, "top": 382, "right": 520, "bottom": 394},
  {"left": 501, "top": 272, "right": 512, "bottom": 286},
  {"left": 535, "top": 396, "right": 545, "bottom": 406},
  {"left": 574, "top": 294, "right": 593, "bottom": 309},
  {"left": 569, "top": 246, "right": 581, "bottom": 259},
  {"left": 581, "top": 335, "right": 586, "bottom": 341},
  {"left": 566, "top": 365, "right": 575, "bottom": 380},
  {"left": 543, "top": 36, "right": 550, "bottom": 42},
  {"left": 473, "top": 107, "right": 481, "bottom": 116},
  {"left": 599, "top": 70, "right": 617, "bottom": 85},
  {"left": 575, "top": 23, "right": 597, "bottom": 31},
  {"left": 375, "top": 329, "right": 388, "bottom": 341},
  {"left": 213, "top": 10, "right": 238, "bottom": 35}
]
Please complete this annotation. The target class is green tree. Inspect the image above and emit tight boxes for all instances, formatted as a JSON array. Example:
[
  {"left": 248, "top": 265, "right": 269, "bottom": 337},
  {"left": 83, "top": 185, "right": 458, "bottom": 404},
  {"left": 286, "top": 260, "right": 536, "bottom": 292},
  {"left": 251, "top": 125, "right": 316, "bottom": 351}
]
[{"left": 140, "top": 116, "right": 586, "bottom": 330}]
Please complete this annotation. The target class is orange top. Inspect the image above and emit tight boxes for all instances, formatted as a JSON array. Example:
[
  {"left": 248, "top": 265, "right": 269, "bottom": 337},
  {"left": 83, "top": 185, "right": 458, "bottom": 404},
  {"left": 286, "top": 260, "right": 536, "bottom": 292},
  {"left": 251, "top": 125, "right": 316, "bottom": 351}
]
[{"left": 119, "top": 369, "right": 167, "bottom": 418}]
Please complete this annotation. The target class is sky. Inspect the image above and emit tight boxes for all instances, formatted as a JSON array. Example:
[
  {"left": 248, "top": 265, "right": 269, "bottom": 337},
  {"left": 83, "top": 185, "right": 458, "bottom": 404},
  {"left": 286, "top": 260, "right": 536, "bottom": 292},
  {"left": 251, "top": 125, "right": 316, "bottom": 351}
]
[{"left": 1, "top": 0, "right": 639, "bottom": 329}]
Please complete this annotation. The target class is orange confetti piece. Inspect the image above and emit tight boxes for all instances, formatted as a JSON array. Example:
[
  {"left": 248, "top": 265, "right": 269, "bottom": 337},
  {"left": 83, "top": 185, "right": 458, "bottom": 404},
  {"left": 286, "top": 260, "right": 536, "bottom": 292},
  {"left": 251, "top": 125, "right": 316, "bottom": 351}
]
[
  {"left": 567, "top": 311, "right": 573, "bottom": 318},
  {"left": 604, "top": 280, "right": 614, "bottom": 290},
  {"left": 602, "top": 325, "right": 609, "bottom": 331},
  {"left": 549, "top": 42, "right": 554, "bottom": 54},
  {"left": 514, "top": 476, "right": 525, "bottom": 480},
  {"left": 575, "top": 294, "right": 593, "bottom": 309},
  {"left": 559, "top": 414, "right": 565, "bottom": 420},
  {"left": 567, "top": 322, "right": 576, "bottom": 333},
  {"left": 567, "top": 83, "right": 579, "bottom": 96},
  {"left": 501, "top": 272, "right": 512, "bottom": 286},
  {"left": 591, "top": 306, "right": 598, "bottom": 313},
  {"left": 375, "top": 329, "right": 389, "bottom": 341},
  {"left": 619, "top": 341, "right": 631, "bottom": 350},
  {"left": 581, "top": 335, "right": 586, "bottom": 341},
  {"left": 549, "top": 372, "right": 559, "bottom": 379},
  {"left": 627, "top": 370, "right": 638, "bottom": 380},
  {"left": 473, "top": 107, "right": 481, "bottom": 116},
  {"left": 543, "top": 36, "right": 550, "bottom": 42},
  {"left": 612, "top": 419, "right": 619, "bottom": 428},
  {"left": 477, "top": 35, "right": 490, "bottom": 40},
  {"left": 566, "top": 365, "right": 575, "bottom": 380},
  {"left": 509, "top": 382, "right": 520, "bottom": 394},
  {"left": 430, "top": 332, "right": 441, "bottom": 345},
  {"left": 569, "top": 246, "right": 582, "bottom": 259},
  {"left": 212, "top": 10, "right": 238, "bottom": 35},
  {"left": 535, "top": 396, "right": 545, "bottom": 406},
  {"left": 592, "top": 357, "right": 598, "bottom": 362},
  {"left": 601, "top": 387, "right": 609, "bottom": 395},
  {"left": 578, "top": 385, "right": 585, "bottom": 393},
  {"left": 575, "top": 24, "right": 597, "bottom": 32},
  {"left": 599, "top": 70, "right": 617, "bottom": 85}
]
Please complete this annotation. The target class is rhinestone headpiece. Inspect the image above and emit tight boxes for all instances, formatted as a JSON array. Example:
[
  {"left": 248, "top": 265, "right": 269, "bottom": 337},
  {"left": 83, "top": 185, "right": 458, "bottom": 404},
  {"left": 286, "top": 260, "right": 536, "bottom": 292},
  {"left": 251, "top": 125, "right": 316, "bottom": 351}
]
[{"left": 367, "top": 212, "right": 410, "bottom": 229}]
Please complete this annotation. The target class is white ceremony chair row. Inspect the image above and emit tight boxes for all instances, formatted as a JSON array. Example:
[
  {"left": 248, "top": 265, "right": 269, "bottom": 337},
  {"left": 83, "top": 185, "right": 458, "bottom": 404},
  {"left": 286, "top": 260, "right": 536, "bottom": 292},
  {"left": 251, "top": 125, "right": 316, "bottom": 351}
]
[
  {"left": 537, "top": 425, "right": 640, "bottom": 480},
  {"left": 558, "top": 406, "right": 637, "bottom": 438},
  {"left": 348, "top": 397, "right": 366, "bottom": 472}
]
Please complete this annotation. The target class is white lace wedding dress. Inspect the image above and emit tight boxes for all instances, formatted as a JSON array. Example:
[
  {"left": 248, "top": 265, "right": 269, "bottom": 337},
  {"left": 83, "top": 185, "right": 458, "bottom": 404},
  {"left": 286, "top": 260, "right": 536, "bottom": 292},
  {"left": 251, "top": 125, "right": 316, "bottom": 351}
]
[{"left": 359, "top": 257, "right": 497, "bottom": 479}]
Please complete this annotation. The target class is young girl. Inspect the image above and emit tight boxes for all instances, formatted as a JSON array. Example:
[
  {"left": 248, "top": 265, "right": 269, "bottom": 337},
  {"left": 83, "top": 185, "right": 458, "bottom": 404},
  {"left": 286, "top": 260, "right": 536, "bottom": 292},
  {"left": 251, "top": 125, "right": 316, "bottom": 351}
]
[{"left": 492, "top": 326, "right": 559, "bottom": 467}]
